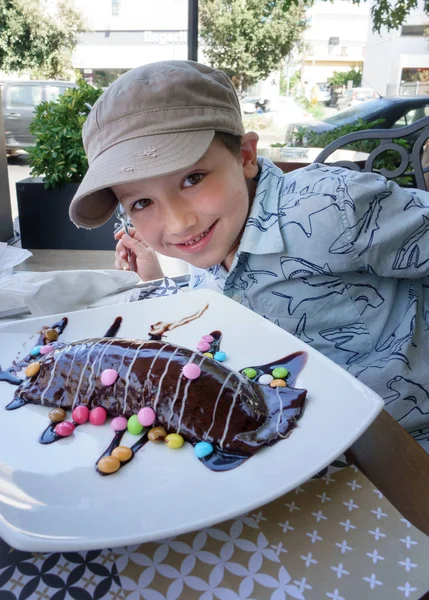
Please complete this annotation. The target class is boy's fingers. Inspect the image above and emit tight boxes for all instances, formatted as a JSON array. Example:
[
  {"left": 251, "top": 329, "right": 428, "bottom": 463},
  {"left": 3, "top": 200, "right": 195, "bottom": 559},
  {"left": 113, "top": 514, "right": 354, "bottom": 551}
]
[{"left": 122, "top": 233, "right": 152, "bottom": 255}]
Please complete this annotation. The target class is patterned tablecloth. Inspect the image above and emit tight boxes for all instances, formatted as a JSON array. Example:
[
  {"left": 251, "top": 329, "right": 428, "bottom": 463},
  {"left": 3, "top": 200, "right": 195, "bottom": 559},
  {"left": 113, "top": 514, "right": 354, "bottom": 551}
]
[
  {"left": 1, "top": 463, "right": 428, "bottom": 600},
  {"left": 1, "top": 279, "right": 428, "bottom": 599}
]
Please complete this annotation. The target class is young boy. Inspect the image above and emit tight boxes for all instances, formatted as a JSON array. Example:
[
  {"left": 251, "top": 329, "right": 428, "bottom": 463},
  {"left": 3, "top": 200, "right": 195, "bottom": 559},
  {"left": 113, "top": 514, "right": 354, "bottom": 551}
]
[{"left": 69, "top": 60, "right": 429, "bottom": 450}]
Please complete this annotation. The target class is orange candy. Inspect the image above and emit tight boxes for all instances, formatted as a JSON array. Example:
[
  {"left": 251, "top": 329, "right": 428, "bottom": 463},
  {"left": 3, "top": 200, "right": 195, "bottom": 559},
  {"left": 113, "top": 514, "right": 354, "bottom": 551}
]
[{"left": 270, "top": 378, "right": 287, "bottom": 388}]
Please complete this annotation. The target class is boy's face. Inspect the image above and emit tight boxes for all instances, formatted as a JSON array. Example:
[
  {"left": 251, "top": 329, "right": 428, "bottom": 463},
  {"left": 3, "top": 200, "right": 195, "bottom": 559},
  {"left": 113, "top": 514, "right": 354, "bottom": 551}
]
[{"left": 112, "top": 133, "right": 259, "bottom": 270}]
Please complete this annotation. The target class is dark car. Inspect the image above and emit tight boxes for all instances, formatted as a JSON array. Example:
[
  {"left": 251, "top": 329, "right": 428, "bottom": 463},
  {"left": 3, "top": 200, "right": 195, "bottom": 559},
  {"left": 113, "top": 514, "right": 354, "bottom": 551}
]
[
  {"left": 1, "top": 80, "right": 77, "bottom": 153},
  {"left": 285, "top": 96, "right": 429, "bottom": 146}
]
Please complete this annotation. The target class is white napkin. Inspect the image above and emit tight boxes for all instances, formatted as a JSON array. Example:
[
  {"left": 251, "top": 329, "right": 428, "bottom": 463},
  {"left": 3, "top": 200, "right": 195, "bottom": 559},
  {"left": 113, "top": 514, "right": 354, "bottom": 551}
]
[
  {"left": 0, "top": 269, "right": 141, "bottom": 318},
  {"left": 0, "top": 242, "right": 32, "bottom": 280}
]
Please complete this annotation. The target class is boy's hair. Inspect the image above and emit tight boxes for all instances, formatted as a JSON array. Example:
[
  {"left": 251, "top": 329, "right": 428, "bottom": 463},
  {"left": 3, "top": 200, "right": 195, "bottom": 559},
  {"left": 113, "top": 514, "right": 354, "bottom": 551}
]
[{"left": 214, "top": 131, "right": 242, "bottom": 159}]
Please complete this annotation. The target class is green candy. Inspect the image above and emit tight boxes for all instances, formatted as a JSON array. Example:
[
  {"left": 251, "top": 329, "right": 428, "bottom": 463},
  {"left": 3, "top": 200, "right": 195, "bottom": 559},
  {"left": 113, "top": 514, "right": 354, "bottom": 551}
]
[
  {"left": 242, "top": 367, "right": 257, "bottom": 379},
  {"left": 127, "top": 414, "right": 144, "bottom": 435},
  {"left": 272, "top": 367, "right": 289, "bottom": 379}
]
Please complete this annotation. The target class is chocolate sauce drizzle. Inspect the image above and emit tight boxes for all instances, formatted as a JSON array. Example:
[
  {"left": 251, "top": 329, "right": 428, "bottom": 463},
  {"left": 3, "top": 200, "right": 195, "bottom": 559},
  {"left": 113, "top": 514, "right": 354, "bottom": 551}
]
[{"left": 104, "top": 317, "right": 123, "bottom": 338}]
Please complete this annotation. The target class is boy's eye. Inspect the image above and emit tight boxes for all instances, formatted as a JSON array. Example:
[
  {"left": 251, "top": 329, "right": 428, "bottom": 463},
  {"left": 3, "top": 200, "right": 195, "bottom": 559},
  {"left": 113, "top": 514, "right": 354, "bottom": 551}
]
[
  {"left": 183, "top": 172, "right": 204, "bottom": 188},
  {"left": 131, "top": 198, "right": 152, "bottom": 211}
]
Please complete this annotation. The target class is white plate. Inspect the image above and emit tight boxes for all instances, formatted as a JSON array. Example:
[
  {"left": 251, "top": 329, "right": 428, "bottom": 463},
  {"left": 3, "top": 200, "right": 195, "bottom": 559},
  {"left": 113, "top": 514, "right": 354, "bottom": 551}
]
[{"left": 0, "top": 289, "right": 383, "bottom": 552}]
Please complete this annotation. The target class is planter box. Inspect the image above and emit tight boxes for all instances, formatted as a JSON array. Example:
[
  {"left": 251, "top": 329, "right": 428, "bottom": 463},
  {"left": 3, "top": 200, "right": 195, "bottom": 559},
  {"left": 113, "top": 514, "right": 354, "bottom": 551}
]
[{"left": 16, "top": 178, "right": 117, "bottom": 250}]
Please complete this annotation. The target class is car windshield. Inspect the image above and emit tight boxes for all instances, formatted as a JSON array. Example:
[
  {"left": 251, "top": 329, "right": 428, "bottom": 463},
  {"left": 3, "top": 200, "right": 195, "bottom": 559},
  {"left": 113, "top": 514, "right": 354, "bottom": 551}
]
[{"left": 325, "top": 98, "right": 392, "bottom": 125}]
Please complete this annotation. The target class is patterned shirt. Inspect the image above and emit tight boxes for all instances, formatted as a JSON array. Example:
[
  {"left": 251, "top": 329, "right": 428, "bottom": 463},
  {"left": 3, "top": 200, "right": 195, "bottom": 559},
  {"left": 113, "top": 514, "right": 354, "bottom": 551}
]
[{"left": 189, "top": 158, "right": 429, "bottom": 448}]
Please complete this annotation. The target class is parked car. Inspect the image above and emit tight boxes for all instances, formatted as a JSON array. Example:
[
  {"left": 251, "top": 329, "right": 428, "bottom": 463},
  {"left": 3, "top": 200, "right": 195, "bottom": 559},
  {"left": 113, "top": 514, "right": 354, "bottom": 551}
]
[
  {"left": 285, "top": 96, "right": 429, "bottom": 146},
  {"left": 1, "top": 80, "right": 77, "bottom": 153},
  {"left": 241, "top": 96, "right": 271, "bottom": 114},
  {"left": 336, "top": 87, "right": 378, "bottom": 111}
]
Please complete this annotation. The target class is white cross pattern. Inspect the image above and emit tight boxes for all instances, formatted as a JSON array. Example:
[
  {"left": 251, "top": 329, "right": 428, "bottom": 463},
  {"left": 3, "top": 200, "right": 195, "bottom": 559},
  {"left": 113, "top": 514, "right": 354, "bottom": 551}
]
[
  {"left": 371, "top": 507, "right": 387, "bottom": 520},
  {"left": 398, "top": 558, "right": 417, "bottom": 572},
  {"left": 294, "top": 485, "right": 305, "bottom": 494},
  {"left": 321, "top": 473, "right": 336, "bottom": 485},
  {"left": 346, "top": 479, "right": 362, "bottom": 491},
  {"left": 363, "top": 573, "right": 383, "bottom": 589},
  {"left": 300, "top": 552, "right": 318, "bottom": 567},
  {"left": 293, "top": 577, "right": 312, "bottom": 592},
  {"left": 271, "top": 542, "right": 288, "bottom": 556},
  {"left": 284, "top": 501, "right": 300, "bottom": 512},
  {"left": 401, "top": 518, "right": 411, "bottom": 528},
  {"left": 326, "top": 589, "right": 345, "bottom": 600},
  {"left": 306, "top": 530, "right": 323, "bottom": 544},
  {"left": 312, "top": 510, "right": 328, "bottom": 523},
  {"left": 343, "top": 498, "right": 359, "bottom": 512},
  {"left": 331, "top": 563, "right": 350, "bottom": 579},
  {"left": 400, "top": 536, "right": 418, "bottom": 549},
  {"left": 251, "top": 511, "right": 266, "bottom": 524},
  {"left": 317, "top": 492, "right": 332, "bottom": 504},
  {"left": 339, "top": 519, "right": 356, "bottom": 532},
  {"left": 397, "top": 582, "right": 418, "bottom": 597},
  {"left": 369, "top": 527, "right": 386, "bottom": 541},
  {"left": 366, "top": 549, "right": 385, "bottom": 564},
  {"left": 336, "top": 540, "right": 353, "bottom": 554},
  {"left": 373, "top": 488, "right": 383, "bottom": 499},
  {"left": 278, "top": 520, "right": 295, "bottom": 533}
]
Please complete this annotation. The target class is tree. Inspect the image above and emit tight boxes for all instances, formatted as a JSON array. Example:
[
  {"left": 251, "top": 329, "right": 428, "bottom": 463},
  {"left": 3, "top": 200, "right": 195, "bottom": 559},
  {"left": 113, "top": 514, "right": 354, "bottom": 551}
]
[
  {"left": 199, "top": 0, "right": 307, "bottom": 94},
  {"left": 277, "top": 0, "right": 429, "bottom": 33},
  {"left": 327, "top": 67, "right": 362, "bottom": 88},
  {"left": 0, "top": 0, "right": 86, "bottom": 79}
]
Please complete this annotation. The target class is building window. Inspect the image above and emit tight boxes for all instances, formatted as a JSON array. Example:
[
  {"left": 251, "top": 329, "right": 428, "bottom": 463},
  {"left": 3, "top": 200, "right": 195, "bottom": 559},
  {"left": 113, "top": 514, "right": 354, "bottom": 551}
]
[
  {"left": 112, "top": 0, "right": 121, "bottom": 16},
  {"left": 401, "top": 24, "right": 426, "bottom": 36}
]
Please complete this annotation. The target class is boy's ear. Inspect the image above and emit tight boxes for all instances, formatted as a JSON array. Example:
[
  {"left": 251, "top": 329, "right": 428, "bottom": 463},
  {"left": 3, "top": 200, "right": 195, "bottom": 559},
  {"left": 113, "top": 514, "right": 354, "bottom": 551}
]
[{"left": 240, "top": 131, "right": 259, "bottom": 179}]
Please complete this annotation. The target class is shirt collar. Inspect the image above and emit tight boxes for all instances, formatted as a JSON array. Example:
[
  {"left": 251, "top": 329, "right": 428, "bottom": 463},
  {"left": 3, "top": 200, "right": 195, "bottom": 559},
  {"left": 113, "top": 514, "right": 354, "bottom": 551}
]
[{"left": 237, "top": 157, "right": 286, "bottom": 255}]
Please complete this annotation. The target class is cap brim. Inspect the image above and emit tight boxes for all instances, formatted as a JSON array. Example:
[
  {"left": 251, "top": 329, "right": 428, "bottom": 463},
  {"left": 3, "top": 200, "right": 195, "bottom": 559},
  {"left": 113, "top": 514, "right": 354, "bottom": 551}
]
[{"left": 69, "top": 130, "right": 215, "bottom": 229}]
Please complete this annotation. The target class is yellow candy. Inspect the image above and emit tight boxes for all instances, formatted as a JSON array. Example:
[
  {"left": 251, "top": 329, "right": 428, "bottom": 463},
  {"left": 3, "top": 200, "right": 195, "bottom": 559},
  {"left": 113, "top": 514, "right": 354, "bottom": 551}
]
[
  {"left": 25, "top": 361, "right": 40, "bottom": 377},
  {"left": 97, "top": 456, "right": 121, "bottom": 474},
  {"left": 203, "top": 352, "right": 214, "bottom": 358},
  {"left": 148, "top": 426, "right": 167, "bottom": 443},
  {"left": 111, "top": 446, "right": 133, "bottom": 462},
  {"left": 49, "top": 408, "right": 66, "bottom": 423},
  {"left": 270, "top": 378, "right": 287, "bottom": 388},
  {"left": 165, "top": 433, "right": 184, "bottom": 449},
  {"left": 44, "top": 328, "right": 59, "bottom": 341}
]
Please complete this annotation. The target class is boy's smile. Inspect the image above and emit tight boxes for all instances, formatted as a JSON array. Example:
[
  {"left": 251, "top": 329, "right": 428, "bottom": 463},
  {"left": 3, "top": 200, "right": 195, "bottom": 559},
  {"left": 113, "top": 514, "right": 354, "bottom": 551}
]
[{"left": 112, "top": 133, "right": 259, "bottom": 270}]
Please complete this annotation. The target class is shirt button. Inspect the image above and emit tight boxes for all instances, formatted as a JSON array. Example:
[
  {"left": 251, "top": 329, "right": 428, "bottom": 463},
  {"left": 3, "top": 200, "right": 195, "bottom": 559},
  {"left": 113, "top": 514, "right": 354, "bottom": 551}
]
[{"left": 232, "top": 294, "right": 241, "bottom": 304}]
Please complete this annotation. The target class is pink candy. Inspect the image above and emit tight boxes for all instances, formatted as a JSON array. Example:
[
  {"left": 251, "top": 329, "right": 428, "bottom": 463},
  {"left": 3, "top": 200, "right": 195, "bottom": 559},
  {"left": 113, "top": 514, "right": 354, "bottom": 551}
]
[
  {"left": 202, "top": 334, "right": 214, "bottom": 343},
  {"left": 137, "top": 406, "right": 156, "bottom": 427},
  {"left": 55, "top": 421, "right": 75, "bottom": 437},
  {"left": 90, "top": 406, "right": 107, "bottom": 426},
  {"left": 197, "top": 341, "right": 211, "bottom": 352},
  {"left": 40, "top": 344, "right": 54, "bottom": 355},
  {"left": 182, "top": 362, "right": 201, "bottom": 380},
  {"left": 111, "top": 416, "right": 128, "bottom": 431},
  {"left": 72, "top": 405, "right": 90, "bottom": 424},
  {"left": 100, "top": 368, "right": 119, "bottom": 386}
]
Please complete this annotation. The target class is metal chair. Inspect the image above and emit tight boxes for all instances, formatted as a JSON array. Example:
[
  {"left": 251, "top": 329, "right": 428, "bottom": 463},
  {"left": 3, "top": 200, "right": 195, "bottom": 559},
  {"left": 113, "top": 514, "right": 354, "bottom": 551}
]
[{"left": 314, "top": 115, "right": 429, "bottom": 191}]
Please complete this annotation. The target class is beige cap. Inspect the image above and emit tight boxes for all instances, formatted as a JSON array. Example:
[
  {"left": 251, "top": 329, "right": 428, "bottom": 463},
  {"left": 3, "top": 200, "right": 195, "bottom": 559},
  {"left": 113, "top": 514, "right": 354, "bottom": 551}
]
[{"left": 69, "top": 60, "right": 245, "bottom": 229}]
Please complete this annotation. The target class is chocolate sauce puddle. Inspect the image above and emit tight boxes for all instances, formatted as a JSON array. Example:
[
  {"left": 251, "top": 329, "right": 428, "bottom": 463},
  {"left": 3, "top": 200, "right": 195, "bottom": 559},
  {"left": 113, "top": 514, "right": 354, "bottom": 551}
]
[{"left": 149, "top": 303, "right": 209, "bottom": 340}]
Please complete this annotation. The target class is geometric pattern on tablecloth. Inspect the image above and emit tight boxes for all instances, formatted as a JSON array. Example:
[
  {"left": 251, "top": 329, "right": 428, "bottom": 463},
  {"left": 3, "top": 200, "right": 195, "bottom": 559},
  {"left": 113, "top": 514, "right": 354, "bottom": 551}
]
[{"left": 111, "top": 467, "right": 429, "bottom": 600}]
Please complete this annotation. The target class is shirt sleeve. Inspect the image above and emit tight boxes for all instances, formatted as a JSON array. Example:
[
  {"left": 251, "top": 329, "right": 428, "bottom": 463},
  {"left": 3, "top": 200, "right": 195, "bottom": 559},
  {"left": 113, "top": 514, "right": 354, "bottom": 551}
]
[{"left": 337, "top": 170, "right": 429, "bottom": 278}]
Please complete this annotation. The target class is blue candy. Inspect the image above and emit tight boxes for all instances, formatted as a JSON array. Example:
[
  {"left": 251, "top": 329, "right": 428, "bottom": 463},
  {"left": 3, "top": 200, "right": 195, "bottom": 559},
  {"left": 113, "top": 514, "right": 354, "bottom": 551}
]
[
  {"left": 194, "top": 441, "right": 214, "bottom": 459},
  {"left": 214, "top": 351, "right": 227, "bottom": 362},
  {"left": 30, "top": 345, "right": 42, "bottom": 357}
]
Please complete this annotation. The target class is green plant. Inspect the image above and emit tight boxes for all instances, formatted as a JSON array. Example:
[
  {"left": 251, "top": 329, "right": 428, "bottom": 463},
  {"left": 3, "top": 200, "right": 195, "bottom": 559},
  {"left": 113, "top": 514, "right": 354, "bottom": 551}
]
[
  {"left": 28, "top": 81, "right": 103, "bottom": 188},
  {"left": 327, "top": 67, "right": 362, "bottom": 89}
]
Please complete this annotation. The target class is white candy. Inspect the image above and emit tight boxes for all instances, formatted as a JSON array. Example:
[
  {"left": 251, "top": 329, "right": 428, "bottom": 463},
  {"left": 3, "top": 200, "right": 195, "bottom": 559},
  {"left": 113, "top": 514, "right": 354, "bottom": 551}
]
[{"left": 258, "top": 374, "right": 274, "bottom": 385}]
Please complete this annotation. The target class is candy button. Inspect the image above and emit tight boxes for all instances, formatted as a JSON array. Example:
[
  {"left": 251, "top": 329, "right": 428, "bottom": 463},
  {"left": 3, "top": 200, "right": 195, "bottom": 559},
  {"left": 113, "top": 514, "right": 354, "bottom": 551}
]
[
  {"left": 148, "top": 426, "right": 167, "bottom": 443},
  {"left": 137, "top": 406, "right": 156, "bottom": 427},
  {"left": 182, "top": 363, "right": 201, "bottom": 380},
  {"left": 214, "top": 351, "right": 226, "bottom": 362},
  {"left": 194, "top": 441, "right": 214, "bottom": 458},
  {"left": 203, "top": 352, "right": 214, "bottom": 358},
  {"left": 44, "top": 328, "right": 59, "bottom": 342},
  {"left": 127, "top": 414, "right": 144, "bottom": 435},
  {"left": 202, "top": 334, "right": 214, "bottom": 343},
  {"left": 55, "top": 421, "right": 75, "bottom": 437},
  {"left": 165, "top": 433, "right": 184, "bottom": 449},
  {"left": 270, "top": 378, "right": 287, "bottom": 388},
  {"left": 72, "top": 405, "right": 90, "bottom": 424},
  {"left": 49, "top": 408, "right": 66, "bottom": 423},
  {"left": 97, "top": 456, "right": 121, "bottom": 474},
  {"left": 272, "top": 367, "right": 289, "bottom": 379},
  {"left": 258, "top": 374, "right": 274, "bottom": 385},
  {"left": 197, "top": 341, "right": 211, "bottom": 352},
  {"left": 111, "top": 416, "right": 128, "bottom": 431},
  {"left": 100, "top": 368, "right": 119, "bottom": 386},
  {"left": 40, "top": 344, "right": 54, "bottom": 355},
  {"left": 111, "top": 446, "right": 133, "bottom": 462},
  {"left": 30, "top": 345, "right": 42, "bottom": 357},
  {"left": 90, "top": 406, "right": 107, "bottom": 426},
  {"left": 242, "top": 367, "right": 257, "bottom": 379},
  {"left": 25, "top": 361, "right": 40, "bottom": 377}
]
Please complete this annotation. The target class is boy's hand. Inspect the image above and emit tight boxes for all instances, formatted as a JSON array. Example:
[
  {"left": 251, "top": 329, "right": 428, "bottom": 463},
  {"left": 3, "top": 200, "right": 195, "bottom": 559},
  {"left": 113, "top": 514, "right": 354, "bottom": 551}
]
[{"left": 114, "top": 227, "right": 164, "bottom": 282}]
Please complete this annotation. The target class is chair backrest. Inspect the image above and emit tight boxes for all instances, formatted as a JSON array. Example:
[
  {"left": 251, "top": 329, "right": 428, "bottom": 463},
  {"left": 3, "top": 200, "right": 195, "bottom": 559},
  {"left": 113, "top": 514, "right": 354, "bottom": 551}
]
[{"left": 313, "top": 115, "right": 429, "bottom": 191}]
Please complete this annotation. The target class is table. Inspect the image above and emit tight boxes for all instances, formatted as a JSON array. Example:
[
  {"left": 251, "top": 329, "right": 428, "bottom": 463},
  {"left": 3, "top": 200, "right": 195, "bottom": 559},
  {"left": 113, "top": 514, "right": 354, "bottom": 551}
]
[{"left": 258, "top": 147, "right": 369, "bottom": 173}]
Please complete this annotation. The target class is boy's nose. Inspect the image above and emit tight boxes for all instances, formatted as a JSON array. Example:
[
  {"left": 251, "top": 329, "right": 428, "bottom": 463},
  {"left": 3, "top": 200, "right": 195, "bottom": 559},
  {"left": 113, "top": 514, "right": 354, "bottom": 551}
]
[{"left": 163, "top": 202, "right": 197, "bottom": 236}]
